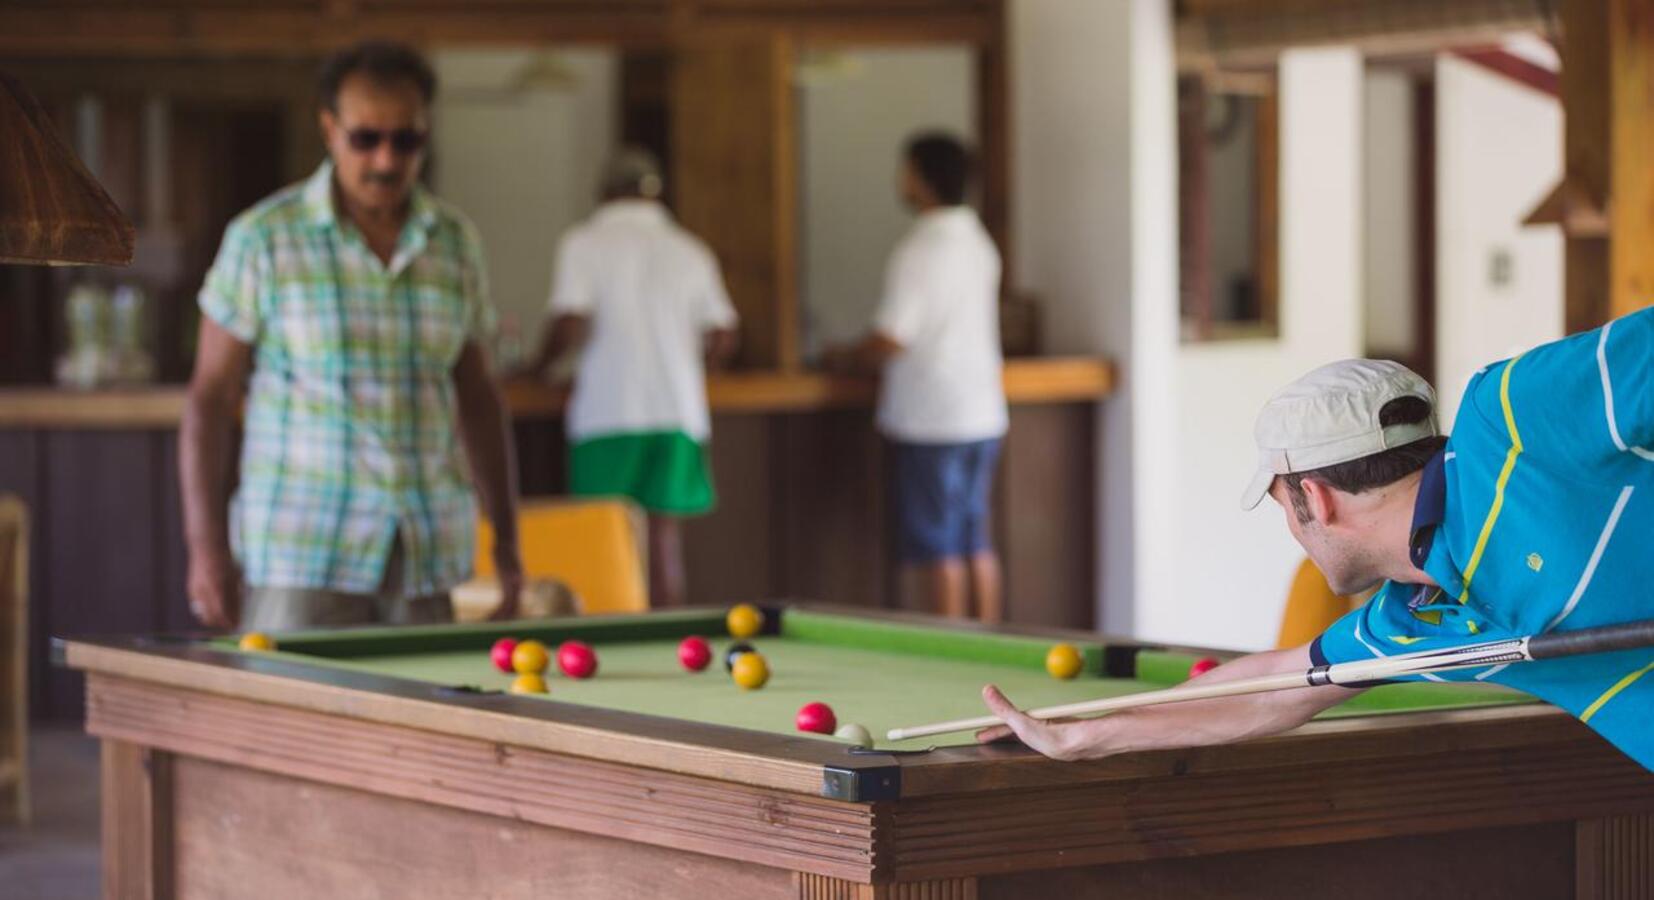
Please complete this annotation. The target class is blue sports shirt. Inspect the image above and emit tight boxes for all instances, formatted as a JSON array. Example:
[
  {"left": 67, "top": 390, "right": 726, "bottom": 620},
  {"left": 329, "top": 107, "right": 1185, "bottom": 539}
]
[{"left": 1314, "top": 307, "right": 1654, "bottom": 769}]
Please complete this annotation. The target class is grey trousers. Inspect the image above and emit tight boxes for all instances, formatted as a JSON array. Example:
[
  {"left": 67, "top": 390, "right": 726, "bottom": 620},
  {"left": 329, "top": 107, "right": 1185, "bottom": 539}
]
[{"left": 240, "top": 536, "right": 454, "bottom": 632}]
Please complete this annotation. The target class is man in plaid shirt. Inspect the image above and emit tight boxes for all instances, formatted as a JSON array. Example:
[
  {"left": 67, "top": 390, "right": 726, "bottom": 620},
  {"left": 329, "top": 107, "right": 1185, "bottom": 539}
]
[{"left": 180, "top": 41, "right": 523, "bottom": 630}]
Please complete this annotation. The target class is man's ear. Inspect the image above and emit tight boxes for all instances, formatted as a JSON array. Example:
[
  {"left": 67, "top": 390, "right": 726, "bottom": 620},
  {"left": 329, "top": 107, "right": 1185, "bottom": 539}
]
[
  {"left": 1301, "top": 477, "right": 1338, "bottom": 527},
  {"left": 318, "top": 108, "right": 337, "bottom": 145}
]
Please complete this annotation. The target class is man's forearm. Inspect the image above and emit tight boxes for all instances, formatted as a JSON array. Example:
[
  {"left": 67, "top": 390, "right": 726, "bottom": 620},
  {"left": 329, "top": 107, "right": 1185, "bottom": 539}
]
[
  {"left": 1019, "top": 646, "right": 1357, "bottom": 760},
  {"left": 179, "top": 390, "right": 238, "bottom": 556},
  {"left": 457, "top": 380, "right": 520, "bottom": 553}
]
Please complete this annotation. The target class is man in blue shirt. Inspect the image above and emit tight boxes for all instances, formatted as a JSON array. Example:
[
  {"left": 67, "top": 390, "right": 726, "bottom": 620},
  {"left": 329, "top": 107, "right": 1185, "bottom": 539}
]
[{"left": 978, "top": 307, "right": 1654, "bottom": 770}]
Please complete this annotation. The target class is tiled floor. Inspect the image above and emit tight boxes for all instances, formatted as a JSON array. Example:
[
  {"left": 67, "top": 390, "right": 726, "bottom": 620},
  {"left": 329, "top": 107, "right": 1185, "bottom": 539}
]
[{"left": 0, "top": 726, "right": 100, "bottom": 900}]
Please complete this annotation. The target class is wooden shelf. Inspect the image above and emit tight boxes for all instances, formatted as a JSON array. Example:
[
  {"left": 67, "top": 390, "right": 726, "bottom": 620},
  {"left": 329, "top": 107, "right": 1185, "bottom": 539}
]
[{"left": 0, "top": 357, "right": 1116, "bottom": 429}]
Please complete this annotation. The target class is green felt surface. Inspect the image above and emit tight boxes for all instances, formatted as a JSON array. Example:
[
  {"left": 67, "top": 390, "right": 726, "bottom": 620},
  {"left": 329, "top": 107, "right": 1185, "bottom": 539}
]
[{"left": 224, "top": 610, "right": 1534, "bottom": 751}]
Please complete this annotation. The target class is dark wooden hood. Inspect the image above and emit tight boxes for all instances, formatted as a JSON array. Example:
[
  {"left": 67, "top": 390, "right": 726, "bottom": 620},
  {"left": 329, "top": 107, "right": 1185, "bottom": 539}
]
[{"left": 0, "top": 72, "right": 135, "bottom": 267}]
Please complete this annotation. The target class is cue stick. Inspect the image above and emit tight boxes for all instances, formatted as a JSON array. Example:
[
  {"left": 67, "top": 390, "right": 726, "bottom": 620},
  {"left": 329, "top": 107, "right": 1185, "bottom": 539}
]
[{"left": 886, "top": 618, "right": 1654, "bottom": 742}]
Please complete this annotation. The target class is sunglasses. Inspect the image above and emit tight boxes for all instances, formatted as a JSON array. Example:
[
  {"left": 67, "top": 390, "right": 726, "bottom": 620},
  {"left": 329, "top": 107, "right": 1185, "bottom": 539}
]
[{"left": 344, "top": 127, "right": 428, "bottom": 155}]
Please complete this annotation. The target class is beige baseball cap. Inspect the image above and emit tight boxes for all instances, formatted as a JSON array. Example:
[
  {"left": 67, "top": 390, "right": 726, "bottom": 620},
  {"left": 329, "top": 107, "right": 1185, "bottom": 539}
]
[{"left": 1240, "top": 359, "right": 1438, "bottom": 511}]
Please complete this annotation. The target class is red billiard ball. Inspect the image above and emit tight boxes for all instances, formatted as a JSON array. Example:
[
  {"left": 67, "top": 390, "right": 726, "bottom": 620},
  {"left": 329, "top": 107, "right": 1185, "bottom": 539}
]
[
  {"left": 490, "top": 638, "right": 519, "bottom": 674},
  {"left": 558, "top": 640, "right": 598, "bottom": 679},
  {"left": 1189, "top": 657, "right": 1220, "bottom": 679},
  {"left": 795, "top": 702, "right": 837, "bottom": 735},
  {"left": 678, "top": 636, "right": 713, "bottom": 672}
]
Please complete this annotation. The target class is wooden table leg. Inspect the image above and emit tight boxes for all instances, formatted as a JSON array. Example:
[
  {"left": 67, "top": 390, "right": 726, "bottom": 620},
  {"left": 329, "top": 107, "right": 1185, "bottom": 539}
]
[
  {"left": 101, "top": 740, "right": 173, "bottom": 900},
  {"left": 1577, "top": 813, "right": 1654, "bottom": 900},
  {"left": 796, "top": 873, "right": 978, "bottom": 899}
]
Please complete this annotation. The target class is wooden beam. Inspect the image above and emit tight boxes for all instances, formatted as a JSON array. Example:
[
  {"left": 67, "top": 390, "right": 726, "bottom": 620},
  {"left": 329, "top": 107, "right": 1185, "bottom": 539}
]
[
  {"left": 671, "top": 34, "right": 800, "bottom": 370},
  {"left": 0, "top": 1, "right": 999, "bottom": 57},
  {"left": 1452, "top": 47, "right": 1560, "bottom": 98},
  {"left": 1610, "top": 0, "right": 1654, "bottom": 319}
]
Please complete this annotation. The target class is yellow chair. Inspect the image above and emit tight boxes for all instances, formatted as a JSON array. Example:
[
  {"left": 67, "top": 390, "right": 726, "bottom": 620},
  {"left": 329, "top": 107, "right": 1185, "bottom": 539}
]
[
  {"left": 472, "top": 497, "right": 650, "bottom": 617},
  {"left": 1276, "top": 557, "right": 1370, "bottom": 649},
  {"left": 0, "top": 495, "right": 29, "bottom": 826}
]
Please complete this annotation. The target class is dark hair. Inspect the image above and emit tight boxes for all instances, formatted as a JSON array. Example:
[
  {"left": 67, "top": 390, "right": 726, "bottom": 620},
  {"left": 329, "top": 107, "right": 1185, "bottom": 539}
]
[
  {"left": 317, "top": 41, "right": 437, "bottom": 112},
  {"left": 905, "top": 132, "right": 972, "bottom": 205},
  {"left": 1281, "top": 395, "right": 1446, "bottom": 523}
]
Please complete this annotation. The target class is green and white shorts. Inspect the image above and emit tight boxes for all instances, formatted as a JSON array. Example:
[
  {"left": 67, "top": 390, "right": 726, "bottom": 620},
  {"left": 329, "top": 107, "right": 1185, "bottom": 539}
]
[{"left": 569, "top": 431, "right": 716, "bottom": 516}]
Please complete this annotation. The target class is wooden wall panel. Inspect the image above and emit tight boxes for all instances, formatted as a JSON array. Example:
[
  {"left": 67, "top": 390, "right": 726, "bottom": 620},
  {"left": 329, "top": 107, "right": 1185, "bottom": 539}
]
[
  {"left": 671, "top": 35, "right": 799, "bottom": 370},
  {"left": 682, "top": 413, "right": 779, "bottom": 605},
  {"left": 774, "top": 411, "right": 888, "bottom": 609},
  {"left": 1000, "top": 404, "right": 1095, "bottom": 629},
  {"left": 41, "top": 431, "right": 167, "bottom": 718}
]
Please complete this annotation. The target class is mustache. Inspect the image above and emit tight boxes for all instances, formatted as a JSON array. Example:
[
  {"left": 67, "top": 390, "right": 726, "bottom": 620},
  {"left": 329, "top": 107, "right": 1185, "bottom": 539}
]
[{"left": 362, "top": 171, "right": 404, "bottom": 186}]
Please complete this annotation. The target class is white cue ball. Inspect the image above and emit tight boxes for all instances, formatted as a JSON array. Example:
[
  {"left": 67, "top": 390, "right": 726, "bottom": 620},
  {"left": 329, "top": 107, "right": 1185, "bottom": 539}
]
[{"left": 834, "top": 723, "right": 873, "bottom": 747}]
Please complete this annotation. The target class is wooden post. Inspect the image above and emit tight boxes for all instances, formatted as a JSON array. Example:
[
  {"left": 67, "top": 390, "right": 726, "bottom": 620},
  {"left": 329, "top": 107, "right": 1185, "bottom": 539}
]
[
  {"left": 1610, "top": 0, "right": 1654, "bottom": 319},
  {"left": 672, "top": 35, "right": 800, "bottom": 371},
  {"left": 1561, "top": 0, "right": 1654, "bottom": 328}
]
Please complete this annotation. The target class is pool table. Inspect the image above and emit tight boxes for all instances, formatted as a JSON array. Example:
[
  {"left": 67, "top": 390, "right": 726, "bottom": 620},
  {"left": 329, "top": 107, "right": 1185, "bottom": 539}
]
[{"left": 60, "top": 605, "right": 1654, "bottom": 899}]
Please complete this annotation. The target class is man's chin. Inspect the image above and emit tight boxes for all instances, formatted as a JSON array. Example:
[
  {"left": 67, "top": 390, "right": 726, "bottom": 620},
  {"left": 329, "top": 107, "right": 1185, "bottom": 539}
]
[{"left": 352, "top": 183, "right": 410, "bottom": 208}]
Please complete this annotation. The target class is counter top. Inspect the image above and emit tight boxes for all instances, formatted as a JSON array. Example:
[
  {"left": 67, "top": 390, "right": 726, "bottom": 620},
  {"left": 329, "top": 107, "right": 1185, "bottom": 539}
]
[{"left": 0, "top": 356, "right": 1115, "bottom": 429}]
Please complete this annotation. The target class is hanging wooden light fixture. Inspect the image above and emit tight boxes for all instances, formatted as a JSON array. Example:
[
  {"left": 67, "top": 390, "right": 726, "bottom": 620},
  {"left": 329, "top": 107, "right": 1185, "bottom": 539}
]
[{"left": 0, "top": 72, "right": 135, "bottom": 267}]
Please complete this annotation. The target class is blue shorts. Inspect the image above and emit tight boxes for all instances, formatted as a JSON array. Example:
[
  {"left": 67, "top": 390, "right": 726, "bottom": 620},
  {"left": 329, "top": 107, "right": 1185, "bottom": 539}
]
[{"left": 888, "top": 438, "right": 1001, "bottom": 564}]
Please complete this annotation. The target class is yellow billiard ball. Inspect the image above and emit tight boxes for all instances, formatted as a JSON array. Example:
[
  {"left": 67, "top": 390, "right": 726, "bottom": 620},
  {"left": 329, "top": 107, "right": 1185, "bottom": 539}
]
[
  {"left": 1045, "top": 643, "right": 1083, "bottom": 680},
  {"left": 512, "top": 639, "right": 550, "bottom": 675},
  {"left": 727, "top": 603, "right": 764, "bottom": 639},
  {"left": 509, "top": 673, "right": 549, "bottom": 694},
  {"left": 238, "top": 632, "right": 276, "bottom": 652},
  {"left": 731, "top": 651, "right": 770, "bottom": 690}
]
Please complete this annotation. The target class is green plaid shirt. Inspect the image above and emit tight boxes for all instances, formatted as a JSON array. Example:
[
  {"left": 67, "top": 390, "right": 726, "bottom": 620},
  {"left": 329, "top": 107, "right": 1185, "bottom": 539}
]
[{"left": 199, "top": 162, "right": 496, "bottom": 596}]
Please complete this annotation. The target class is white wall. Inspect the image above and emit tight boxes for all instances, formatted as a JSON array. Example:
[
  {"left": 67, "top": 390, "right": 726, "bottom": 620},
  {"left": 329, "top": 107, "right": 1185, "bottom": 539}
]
[
  {"left": 797, "top": 48, "right": 976, "bottom": 356},
  {"left": 1363, "top": 69, "right": 1417, "bottom": 358},
  {"left": 1434, "top": 56, "right": 1562, "bottom": 427},
  {"left": 430, "top": 48, "right": 617, "bottom": 362},
  {"left": 1135, "top": 48, "right": 1367, "bottom": 651},
  {"left": 1010, "top": 0, "right": 1164, "bottom": 633}
]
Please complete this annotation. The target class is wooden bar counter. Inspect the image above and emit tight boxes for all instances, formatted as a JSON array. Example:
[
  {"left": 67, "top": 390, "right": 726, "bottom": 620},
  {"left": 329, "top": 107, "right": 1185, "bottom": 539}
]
[{"left": 1, "top": 357, "right": 1113, "bottom": 720}]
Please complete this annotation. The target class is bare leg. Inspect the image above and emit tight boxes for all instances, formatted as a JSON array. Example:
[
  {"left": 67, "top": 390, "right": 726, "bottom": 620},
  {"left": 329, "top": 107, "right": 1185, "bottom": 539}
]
[
  {"left": 648, "top": 515, "right": 686, "bottom": 607},
  {"left": 901, "top": 559, "right": 970, "bottom": 618},
  {"left": 970, "top": 551, "right": 1003, "bottom": 624}
]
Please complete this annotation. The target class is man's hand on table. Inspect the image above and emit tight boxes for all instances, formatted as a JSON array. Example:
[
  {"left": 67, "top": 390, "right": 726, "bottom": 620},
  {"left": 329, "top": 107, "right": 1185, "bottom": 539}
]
[
  {"left": 187, "top": 545, "right": 241, "bottom": 629},
  {"left": 975, "top": 685, "right": 1112, "bottom": 761},
  {"left": 488, "top": 548, "right": 525, "bottom": 621}
]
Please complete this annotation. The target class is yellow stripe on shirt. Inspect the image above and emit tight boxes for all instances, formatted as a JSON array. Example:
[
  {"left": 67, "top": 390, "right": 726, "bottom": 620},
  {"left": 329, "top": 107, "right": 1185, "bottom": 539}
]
[
  {"left": 1459, "top": 355, "right": 1526, "bottom": 604},
  {"left": 1582, "top": 659, "right": 1654, "bottom": 723}
]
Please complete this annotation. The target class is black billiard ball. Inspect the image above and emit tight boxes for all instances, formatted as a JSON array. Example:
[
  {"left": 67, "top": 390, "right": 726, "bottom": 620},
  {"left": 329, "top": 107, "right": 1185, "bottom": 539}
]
[{"left": 724, "top": 642, "right": 756, "bottom": 672}]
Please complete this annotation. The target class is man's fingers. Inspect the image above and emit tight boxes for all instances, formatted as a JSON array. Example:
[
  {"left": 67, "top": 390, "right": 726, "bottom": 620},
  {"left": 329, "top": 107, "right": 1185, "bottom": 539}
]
[
  {"left": 975, "top": 724, "right": 1015, "bottom": 743},
  {"left": 980, "top": 684, "right": 1069, "bottom": 758}
]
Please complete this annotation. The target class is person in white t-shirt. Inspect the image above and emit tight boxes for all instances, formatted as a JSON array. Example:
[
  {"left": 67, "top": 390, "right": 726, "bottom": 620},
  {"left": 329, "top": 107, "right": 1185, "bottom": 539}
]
[
  {"left": 516, "top": 148, "right": 738, "bottom": 606},
  {"left": 826, "top": 133, "right": 1008, "bottom": 621}
]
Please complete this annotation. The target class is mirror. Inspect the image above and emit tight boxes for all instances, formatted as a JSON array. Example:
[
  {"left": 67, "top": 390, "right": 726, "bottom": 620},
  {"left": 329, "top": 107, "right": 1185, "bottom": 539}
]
[{"left": 794, "top": 45, "right": 979, "bottom": 361}]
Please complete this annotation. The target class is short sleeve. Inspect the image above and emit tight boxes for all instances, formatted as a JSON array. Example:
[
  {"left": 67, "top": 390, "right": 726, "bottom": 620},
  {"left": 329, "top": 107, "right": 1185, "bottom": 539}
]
[
  {"left": 458, "top": 218, "right": 497, "bottom": 341},
  {"left": 1602, "top": 308, "right": 1653, "bottom": 452},
  {"left": 696, "top": 248, "right": 738, "bottom": 330},
  {"left": 871, "top": 242, "right": 930, "bottom": 345},
  {"left": 197, "top": 217, "right": 266, "bottom": 343},
  {"left": 547, "top": 232, "right": 594, "bottom": 316},
  {"left": 1313, "top": 581, "right": 1515, "bottom": 684}
]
